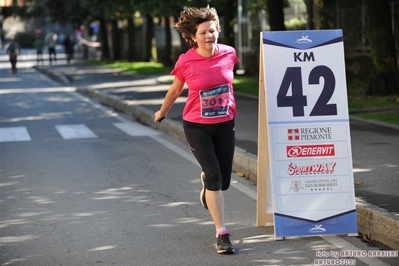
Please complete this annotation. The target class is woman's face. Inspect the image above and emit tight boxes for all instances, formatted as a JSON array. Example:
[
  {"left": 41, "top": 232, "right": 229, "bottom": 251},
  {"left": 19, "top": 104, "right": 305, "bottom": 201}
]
[{"left": 192, "top": 20, "right": 219, "bottom": 52}]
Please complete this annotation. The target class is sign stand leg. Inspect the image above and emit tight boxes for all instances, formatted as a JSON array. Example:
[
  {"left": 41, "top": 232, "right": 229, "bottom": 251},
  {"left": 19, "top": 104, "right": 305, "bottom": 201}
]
[{"left": 256, "top": 38, "right": 274, "bottom": 227}]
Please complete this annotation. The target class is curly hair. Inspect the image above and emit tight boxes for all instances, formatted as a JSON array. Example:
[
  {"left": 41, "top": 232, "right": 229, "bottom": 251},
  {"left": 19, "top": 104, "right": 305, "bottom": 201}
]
[{"left": 175, "top": 6, "right": 221, "bottom": 47}]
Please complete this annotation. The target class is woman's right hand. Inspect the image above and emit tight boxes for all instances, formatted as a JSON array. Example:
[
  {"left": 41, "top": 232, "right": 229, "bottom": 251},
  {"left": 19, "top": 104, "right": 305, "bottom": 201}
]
[{"left": 154, "top": 110, "right": 166, "bottom": 123}]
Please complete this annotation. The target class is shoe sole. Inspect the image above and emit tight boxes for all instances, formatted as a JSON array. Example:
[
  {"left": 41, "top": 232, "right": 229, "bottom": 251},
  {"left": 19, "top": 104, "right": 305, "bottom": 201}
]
[
  {"left": 200, "top": 172, "right": 208, "bottom": 209},
  {"left": 215, "top": 246, "right": 235, "bottom": 254}
]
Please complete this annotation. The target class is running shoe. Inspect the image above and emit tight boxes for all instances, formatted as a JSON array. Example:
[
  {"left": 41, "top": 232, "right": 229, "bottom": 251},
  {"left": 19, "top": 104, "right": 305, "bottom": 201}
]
[
  {"left": 200, "top": 172, "right": 208, "bottom": 209},
  {"left": 215, "top": 232, "right": 235, "bottom": 254}
]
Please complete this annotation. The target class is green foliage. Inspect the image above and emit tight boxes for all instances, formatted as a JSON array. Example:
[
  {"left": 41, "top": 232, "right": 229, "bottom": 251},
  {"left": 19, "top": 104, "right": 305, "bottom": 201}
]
[
  {"left": 90, "top": 60, "right": 173, "bottom": 75},
  {"left": 233, "top": 76, "right": 259, "bottom": 96},
  {"left": 347, "top": 96, "right": 399, "bottom": 110},
  {"left": 41, "top": 0, "right": 87, "bottom": 25},
  {"left": 285, "top": 17, "right": 307, "bottom": 30},
  {"left": 355, "top": 112, "right": 399, "bottom": 125},
  {"left": 345, "top": 54, "right": 374, "bottom": 96},
  {"left": 3, "top": 3, "right": 46, "bottom": 17},
  {"left": 14, "top": 32, "right": 36, "bottom": 48}
]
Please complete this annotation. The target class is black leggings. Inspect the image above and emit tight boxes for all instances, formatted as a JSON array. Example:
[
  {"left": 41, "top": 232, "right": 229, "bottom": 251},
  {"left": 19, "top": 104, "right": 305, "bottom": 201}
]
[
  {"left": 183, "top": 119, "right": 235, "bottom": 191},
  {"left": 10, "top": 59, "right": 17, "bottom": 73}
]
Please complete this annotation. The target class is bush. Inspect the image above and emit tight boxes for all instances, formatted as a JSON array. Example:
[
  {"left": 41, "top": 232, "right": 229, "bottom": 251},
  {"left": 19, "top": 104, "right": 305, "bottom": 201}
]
[
  {"left": 345, "top": 54, "right": 374, "bottom": 96},
  {"left": 14, "top": 32, "right": 37, "bottom": 48}
]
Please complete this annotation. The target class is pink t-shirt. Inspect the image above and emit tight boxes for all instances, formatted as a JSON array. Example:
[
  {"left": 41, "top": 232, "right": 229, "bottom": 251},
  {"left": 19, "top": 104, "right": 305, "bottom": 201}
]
[{"left": 171, "top": 44, "right": 239, "bottom": 124}]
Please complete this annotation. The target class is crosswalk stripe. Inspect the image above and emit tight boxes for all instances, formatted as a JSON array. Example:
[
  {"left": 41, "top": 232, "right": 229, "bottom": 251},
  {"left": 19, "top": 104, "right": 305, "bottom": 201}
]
[
  {"left": 0, "top": 127, "right": 31, "bottom": 142},
  {"left": 55, "top": 124, "right": 98, "bottom": 139},
  {"left": 0, "top": 122, "right": 159, "bottom": 142},
  {"left": 113, "top": 122, "right": 160, "bottom": 136}
]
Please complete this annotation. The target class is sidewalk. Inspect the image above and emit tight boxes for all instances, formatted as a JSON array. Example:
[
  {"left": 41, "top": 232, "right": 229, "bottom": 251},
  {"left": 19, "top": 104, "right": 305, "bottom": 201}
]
[{"left": 34, "top": 61, "right": 399, "bottom": 251}]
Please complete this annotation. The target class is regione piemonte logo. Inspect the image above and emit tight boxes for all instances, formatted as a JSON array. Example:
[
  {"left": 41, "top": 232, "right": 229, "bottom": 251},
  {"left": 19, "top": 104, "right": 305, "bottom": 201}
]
[
  {"left": 287, "top": 144, "right": 335, "bottom": 158},
  {"left": 287, "top": 127, "right": 333, "bottom": 141},
  {"left": 287, "top": 129, "right": 300, "bottom": 140}
]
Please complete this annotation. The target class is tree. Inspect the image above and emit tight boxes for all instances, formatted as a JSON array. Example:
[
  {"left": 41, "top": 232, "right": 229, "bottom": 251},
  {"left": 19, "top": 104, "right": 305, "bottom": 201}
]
[
  {"left": 366, "top": 0, "right": 399, "bottom": 95},
  {"left": 305, "top": 0, "right": 314, "bottom": 29},
  {"left": 144, "top": 14, "right": 155, "bottom": 62},
  {"left": 221, "top": 0, "right": 236, "bottom": 47},
  {"left": 99, "top": 18, "right": 111, "bottom": 60},
  {"left": 162, "top": 16, "right": 173, "bottom": 66},
  {"left": 111, "top": 19, "right": 121, "bottom": 60},
  {"left": 37, "top": 0, "right": 87, "bottom": 26},
  {"left": 127, "top": 15, "right": 137, "bottom": 62},
  {"left": 266, "top": 0, "right": 286, "bottom": 31}
]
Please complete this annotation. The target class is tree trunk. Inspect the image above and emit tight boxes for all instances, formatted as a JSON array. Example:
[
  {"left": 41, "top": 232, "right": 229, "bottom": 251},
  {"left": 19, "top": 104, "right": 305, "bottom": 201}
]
[
  {"left": 266, "top": 0, "right": 286, "bottom": 31},
  {"left": 162, "top": 16, "right": 173, "bottom": 66},
  {"left": 127, "top": 15, "right": 136, "bottom": 62},
  {"left": 144, "top": 14, "right": 154, "bottom": 62},
  {"left": 306, "top": 0, "right": 314, "bottom": 30},
  {"left": 222, "top": 0, "right": 235, "bottom": 47},
  {"left": 366, "top": 0, "right": 399, "bottom": 95},
  {"left": 99, "top": 18, "right": 111, "bottom": 60},
  {"left": 111, "top": 19, "right": 121, "bottom": 60}
]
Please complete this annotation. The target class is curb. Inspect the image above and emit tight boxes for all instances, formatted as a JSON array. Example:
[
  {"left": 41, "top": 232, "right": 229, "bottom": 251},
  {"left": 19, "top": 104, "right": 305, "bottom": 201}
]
[
  {"left": 76, "top": 87, "right": 399, "bottom": 251},
  {"left": 33, "top": 66, "right": 71, "bottom": 85},
  {"left": 356, "top": 198, "right": 399, "bottom": 251},
  {"left": 349, "top": 115, "right": 399, "bottom": 131}
]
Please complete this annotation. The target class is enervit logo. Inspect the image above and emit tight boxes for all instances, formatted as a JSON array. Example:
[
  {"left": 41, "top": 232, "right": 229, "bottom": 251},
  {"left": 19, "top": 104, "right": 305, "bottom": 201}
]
[{"left": 287, "top": 144, "right": 335, "bottom": 158}]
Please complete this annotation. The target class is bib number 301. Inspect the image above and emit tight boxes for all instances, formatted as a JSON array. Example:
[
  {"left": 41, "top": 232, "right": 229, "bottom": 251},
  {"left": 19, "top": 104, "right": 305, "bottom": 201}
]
[{"left": 277, "top": 65, "right": 338, "bottom": 117}]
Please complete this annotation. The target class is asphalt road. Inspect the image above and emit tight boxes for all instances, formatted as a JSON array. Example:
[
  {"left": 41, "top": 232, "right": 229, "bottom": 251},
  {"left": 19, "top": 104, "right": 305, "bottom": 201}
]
[{"left": 0, "top": 48, "right": 398, "bottom": 265}]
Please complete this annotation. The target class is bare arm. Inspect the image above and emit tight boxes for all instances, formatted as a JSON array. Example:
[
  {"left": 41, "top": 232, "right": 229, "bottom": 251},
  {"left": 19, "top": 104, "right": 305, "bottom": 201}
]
[{"left": 154, "top": 76, "right": 185, "bottom": 122}]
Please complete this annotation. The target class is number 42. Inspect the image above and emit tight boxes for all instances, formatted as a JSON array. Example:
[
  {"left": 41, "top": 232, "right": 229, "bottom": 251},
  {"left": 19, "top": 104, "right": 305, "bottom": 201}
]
[{"left": 277, "top": 66, "right": 338, "bottom": 117}]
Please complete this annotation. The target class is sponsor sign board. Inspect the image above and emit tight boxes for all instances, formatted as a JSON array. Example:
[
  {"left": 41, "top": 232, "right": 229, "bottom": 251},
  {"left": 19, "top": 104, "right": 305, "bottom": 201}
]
[{"left": 260, "top": 30, "right": 358, "bottom": 237}]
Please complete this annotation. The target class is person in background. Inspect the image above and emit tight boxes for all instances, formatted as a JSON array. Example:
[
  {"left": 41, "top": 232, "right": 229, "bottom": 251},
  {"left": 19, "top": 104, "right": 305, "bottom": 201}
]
[
  {"left": 154, "top": 6, "right": 239, "bottom": 255},
  {"left": 0, "top": 29, "right": 5, "bottom": 49},
  {"left": 33, "top": 34, "right": 44, "bottom": 64},
  {"left": 63, "top": 33, "right": 75, "bottom": 64},
  {"left": 44, "top": 30, "right": 58, "bottom": 64},
  {"left": 6, "top": 40, "right": 20, "bottom": 75}
]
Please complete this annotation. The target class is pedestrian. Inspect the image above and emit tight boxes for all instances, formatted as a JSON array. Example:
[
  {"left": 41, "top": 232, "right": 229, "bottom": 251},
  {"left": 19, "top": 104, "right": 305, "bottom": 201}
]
[
  {"left": 44, "top": 30, "right": 57, "bottom": 64},
  {"left": 154, "top": 6, "right": 239, "bottom": 255},
  {"left": 0, "top": 29, "right": 5, "bottom": 49},
  {"left": 33, "top": 34, "right": 44, "bottom": 64},
  {"left": 6, "top": 39, "right": 20, "bottom": 75},
  {"left": 63, "top": 33, "right": 75, "bottom": 64}
]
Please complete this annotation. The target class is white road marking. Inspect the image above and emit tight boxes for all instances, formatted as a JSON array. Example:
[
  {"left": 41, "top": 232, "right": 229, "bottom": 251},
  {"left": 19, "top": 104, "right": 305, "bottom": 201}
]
[
  {"left": 55, "top": 124, "right": 98, "bottom": 139},
  {"left": 68, "top": 88, "right": 391, "bottom": 266},
  {"left": 0, "top": 127, "right": 31, "bottom": 142},
  {"left": 113, "top": 122, "right": 160, "bottom": 137}
]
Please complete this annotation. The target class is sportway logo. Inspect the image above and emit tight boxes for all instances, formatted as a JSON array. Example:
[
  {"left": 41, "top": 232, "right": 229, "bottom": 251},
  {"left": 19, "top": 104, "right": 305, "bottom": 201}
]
[
  {"left": 309, "top": 224, "right": 326, "bottom": 233},
  {"left": 295, "top": 35, "right": 312, "bottom": 43},
  {"left": 288, "top": 162, "right": 337, "bottom": 175}
]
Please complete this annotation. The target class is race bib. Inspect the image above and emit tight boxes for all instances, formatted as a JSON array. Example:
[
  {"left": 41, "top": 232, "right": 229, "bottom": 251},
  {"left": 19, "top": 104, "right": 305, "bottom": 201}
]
[{"left": 199, "top": 84, "right": 230, "bottom": 118}]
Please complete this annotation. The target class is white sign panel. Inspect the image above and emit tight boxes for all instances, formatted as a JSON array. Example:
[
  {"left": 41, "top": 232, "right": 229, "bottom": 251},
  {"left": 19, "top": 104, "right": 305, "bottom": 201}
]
[{"left": 261, "top": 30, "right": 358, "bottom": 237}]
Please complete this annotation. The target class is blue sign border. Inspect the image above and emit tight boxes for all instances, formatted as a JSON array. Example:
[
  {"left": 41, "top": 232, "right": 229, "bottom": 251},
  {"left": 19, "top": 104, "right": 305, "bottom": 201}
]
[{"left": 262, "top": 30, "right": 343, "bottom": 50}]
